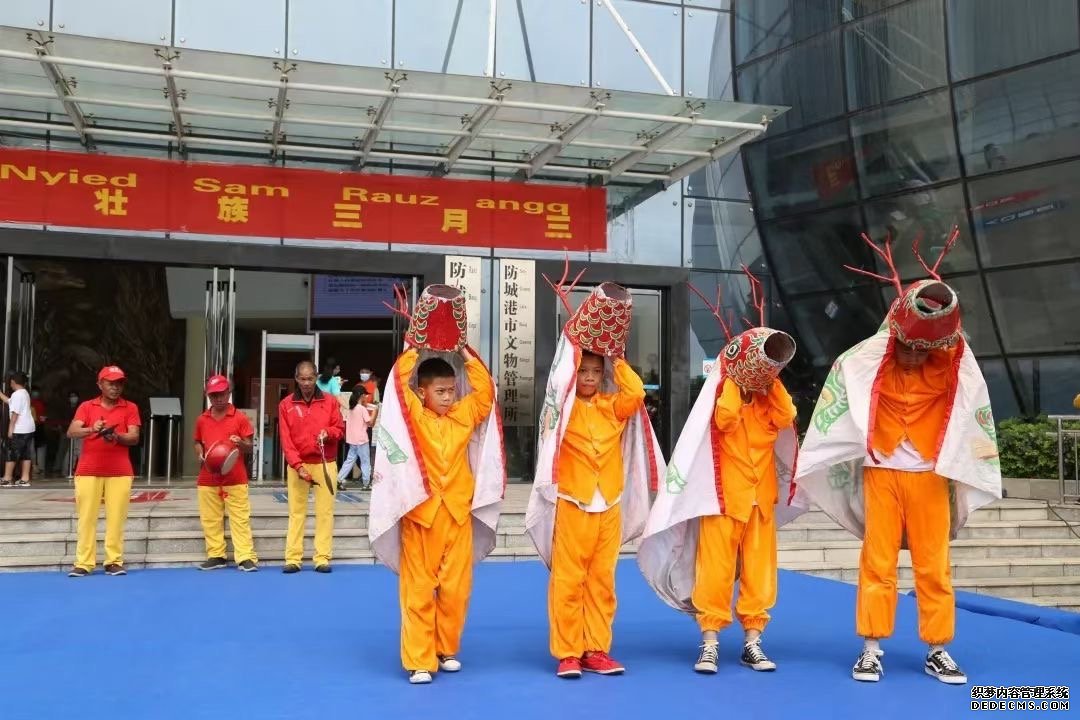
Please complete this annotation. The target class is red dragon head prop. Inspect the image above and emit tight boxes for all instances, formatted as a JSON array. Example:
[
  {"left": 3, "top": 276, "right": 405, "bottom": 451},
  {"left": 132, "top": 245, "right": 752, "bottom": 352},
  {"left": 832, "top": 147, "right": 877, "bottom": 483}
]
[{"left": 689, "top": 266, "right": 796, "bottom": 393}]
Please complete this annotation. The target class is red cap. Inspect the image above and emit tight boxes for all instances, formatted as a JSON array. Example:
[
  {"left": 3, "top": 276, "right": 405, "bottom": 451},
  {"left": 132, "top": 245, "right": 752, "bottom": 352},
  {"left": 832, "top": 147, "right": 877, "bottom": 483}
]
[
  {"left": 205, "top": 374, "right": 230, "bottom": 394},
  {"left": 98, "top": 365, "right": 126, "bottom": 382}
]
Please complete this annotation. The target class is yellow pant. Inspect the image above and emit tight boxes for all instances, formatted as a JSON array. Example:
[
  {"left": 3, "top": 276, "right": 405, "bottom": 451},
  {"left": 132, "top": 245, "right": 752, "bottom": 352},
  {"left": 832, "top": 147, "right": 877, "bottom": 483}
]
[
  {"left": 285, "top": 462, "right": 336, "bottom": 567},
  {"left": 74, "top": 475, "right": 133, "bottom": 571},
  {"left": 198, "top": 484, "right": 257, "bottom": 563},
  {"left": 857, "top": 467, "right": 954, "bottom": 644},
  {"left": 692, "top": 506, "right": 777, "bottom": 633},
  {"left": 548, "top": 499, "right": 621, "bottom": 660},
  {"left": 399, "top": 503, "right": 474, "bottom": 672}
]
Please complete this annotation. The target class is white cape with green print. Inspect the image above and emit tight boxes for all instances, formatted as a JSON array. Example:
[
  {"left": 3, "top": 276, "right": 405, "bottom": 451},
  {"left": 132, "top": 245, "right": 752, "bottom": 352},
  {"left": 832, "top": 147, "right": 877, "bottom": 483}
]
[
  {"left": 791, "top": 329, "right": 1002, "bottom": 541},
  {"left": 368, "top": 349, "right": 505, "bottom": 573}
]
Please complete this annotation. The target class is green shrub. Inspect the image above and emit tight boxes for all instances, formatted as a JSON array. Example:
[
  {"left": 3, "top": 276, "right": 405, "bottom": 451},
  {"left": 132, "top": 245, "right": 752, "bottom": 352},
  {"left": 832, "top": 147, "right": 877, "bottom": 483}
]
[{"left": 997, "top": 415, "right": 1079, "bottom": 479}]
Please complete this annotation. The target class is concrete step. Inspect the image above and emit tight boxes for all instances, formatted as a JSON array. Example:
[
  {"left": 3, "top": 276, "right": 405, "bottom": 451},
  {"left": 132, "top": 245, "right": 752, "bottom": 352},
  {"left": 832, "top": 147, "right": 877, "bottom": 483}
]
[
  {"left": 777, "top": 519, "right": 1080, "bottom": 544},
  {"left": 778, "top": 538, "right": 1080, "bottom": 565},
  {"left": 913, "top": 575, "right": 1080, "bottom": 600},
  {"left": 783, "top": 556, "right": 1080, "bottom": 583},
  {"left": 1028, "top": 595, "right": 1080, "bottom": 612}
]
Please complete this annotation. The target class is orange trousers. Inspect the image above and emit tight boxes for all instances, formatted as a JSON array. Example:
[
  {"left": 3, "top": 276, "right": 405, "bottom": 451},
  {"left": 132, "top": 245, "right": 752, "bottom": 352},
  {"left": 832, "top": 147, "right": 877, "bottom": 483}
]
[
  {"left": 857, "top": 467, "right": 954, "bottom": 645},
  {"left": 399, "top": 503, "right": 473, "bottom": 672},
  {"left": 692, "top": 506, "right": 776, "bottom": 632},
  {"left": 548, "top": 499, "right": 622, "bottom": 660}
]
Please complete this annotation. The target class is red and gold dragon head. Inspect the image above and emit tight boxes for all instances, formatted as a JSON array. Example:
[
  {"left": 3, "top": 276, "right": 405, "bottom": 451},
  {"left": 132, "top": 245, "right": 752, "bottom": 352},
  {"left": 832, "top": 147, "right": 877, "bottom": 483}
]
[
  {"left": 844, "top": 226, "right": 963, "bottom": 351},
  {"left": 384, "top": 283, "right": 469, "bottom": 353},
  {"left": 690, "top": 265, "right": 796, "bottom": 392}
]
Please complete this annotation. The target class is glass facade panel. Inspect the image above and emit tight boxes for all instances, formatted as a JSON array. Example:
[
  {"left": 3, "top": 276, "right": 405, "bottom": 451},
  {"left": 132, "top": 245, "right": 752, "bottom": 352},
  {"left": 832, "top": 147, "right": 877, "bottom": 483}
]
[
  {"left": 175, "top": 0, "right": 287, "bottom": 56},
  {"left": 684, "top": 8, "right": 734, "bottom": 100},
  {"left": 862, "top": 184, "right": 977, "bottom": 279},
  {"left": 786, "top": 286, "right": 888, "bottom": 368},
  {"left": 954, "top": 53, "right": 1080, "bottom": 177},
  {"left": 592, "top": 0, "right": 682, "bottom": 94},
  {"left": 947, "top": 0, "right": 1080, "bottom": 81},
  {"left": 686, "top": 152, "right": 749, "bottom": 201},
  {"left": 55, "top": 0, "right": 173, "bottom": 45},
  {"left": 288, "top": 0, "right": 392, "bottom": 68},
  {"left": 979, "top": 358, "right": 1020, "bottom": 420},
  {"left": 939, "top": 274, "right": 1000, "bottom": 356},
  {"left": 736, "top": 31, "right": 845, "bottom": 134},
  {"left": 851, "top": 91, "right": 960, "bottom": 198},
  {"left": 687, "top": 199, "right": 760, "bottom": 270},
  {"left": 603, "top": 183, "right": 683, "bottom": 267},
  {"left": 985, "top": 262, "right": 1080, "bottom": 354},
  {"left": 734, "top": 0, "right": 842, "bottom": 63},
  {"left": 969, "top": 160, "right": 1080, "bottom": 268},
  {"left": 844, "top": 0, "right": 947, "bottom": 111},
  {"left": 394, "top": 0, "right": 490, "bottom": 75},
  {"left": 841, "top": 0, "right": 910, "bottom": 18},
  {"left": 745, "top": 119, "right": 855, "bottom": 219},
  {"left": 762, "top": 206, "right": 867, "bottom": 294},
  {"left": 1012, "top": 355, "right": 1080, "bottom": 416},
  {"left": 495, "top": 0, "right": 590, "bottom": 86},
  {"left": 0, "top": 1, "right": 48, "bottom": 29}
]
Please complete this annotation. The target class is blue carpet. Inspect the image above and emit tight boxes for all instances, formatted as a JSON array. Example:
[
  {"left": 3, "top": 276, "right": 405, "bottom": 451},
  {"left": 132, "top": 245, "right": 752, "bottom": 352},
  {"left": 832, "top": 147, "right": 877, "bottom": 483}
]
[{"left": 0, "top": 561, "right": 1077, "bottom": 719}]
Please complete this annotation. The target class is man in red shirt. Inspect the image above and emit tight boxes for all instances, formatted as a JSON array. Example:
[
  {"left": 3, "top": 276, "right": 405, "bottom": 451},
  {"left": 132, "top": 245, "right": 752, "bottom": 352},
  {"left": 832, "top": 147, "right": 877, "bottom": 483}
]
[
  {"left": 66, "top": 366, "right": 141, "bottom": 577},
  {"left": 194, "top": 375, "right": 258, "bottom": 572},
  {"left": 280, "top": 360, "right": 344, "bottom": 573}
]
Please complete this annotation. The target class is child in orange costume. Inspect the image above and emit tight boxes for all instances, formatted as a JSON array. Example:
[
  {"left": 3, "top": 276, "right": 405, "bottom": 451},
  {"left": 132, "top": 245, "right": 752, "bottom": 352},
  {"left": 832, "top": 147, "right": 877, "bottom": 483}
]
[
  {"left": 548, "top": 350, "right": 645, "bottom": 678},
  {"left": 526, "top": 279, "right": 662, "bottom": 680},
  {"left": 638, "top": 273, "right": 802, "bottom": 675},
  {"left": 393, "top": 346, "right": 493, "bottom": 684},
  {"left": 794, "top": 229, "right": 1001, "bottom": 685}
]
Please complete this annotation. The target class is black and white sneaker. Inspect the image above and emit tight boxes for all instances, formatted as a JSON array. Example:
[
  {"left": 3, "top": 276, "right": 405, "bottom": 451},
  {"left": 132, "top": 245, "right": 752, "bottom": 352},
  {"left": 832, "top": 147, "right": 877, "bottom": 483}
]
[
  {"left": 238, "top": 560, "right": 258, "bottom": 572},
  {"left": 925, "top": 649, "right": 967, "bottom": 685},
  {"left": 694, "top": 642, "right": 719, "bottom": 674},
  {"left": 199, "top": 557, "right": 228, "bottom": 571},
  {"left": 852, "top": 648, "right": 884, "bottom": 682},
  {"left": 741, "top": 640, "right": 776, "bottom": 671}
]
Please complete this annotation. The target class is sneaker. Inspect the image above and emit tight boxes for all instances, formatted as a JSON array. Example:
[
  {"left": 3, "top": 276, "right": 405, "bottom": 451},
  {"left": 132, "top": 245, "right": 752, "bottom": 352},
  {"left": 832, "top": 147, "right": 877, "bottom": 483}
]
[
  {"left": 581, "top": 651, "right": 624, "bottom": 675},
  {"left": 694, "top": 642, "right": 719, "bottom": 674},
  {"left": 852, "top": 648, "right": 884, "bottom": 682},
  {"left": 67, "top": 567, "right": 90, "bottom": 578},
  {"left": 337, "top": 481, "right": 346, "bottom": 492},
  {"left": 199, "top": 557, "right": 228, "bottom": 571},
  {"left": 238, "top": 560, "right": 258, "bottom": 572},
  {"left": 409, "top": 670, "right": 432, "bottom": 685},
  {"left": 315, "top": 564, "right": 332, "bottom": 574},
  {"left": 741, "top": 639, "right": 776, "bottom": 671},
  {"left": 925, "top": 649, "right": 967, "bottom": 685},
  {"left": 556, "top": 658, "right": 582, "bottom": 679},
  {"left": 0, "top": 478, "right": 11, "bottom": 487},
  {"left": 438, "top": 656, "right": 461, "bottom": 672},
  {"left": 105, "top": 564, "right": 126, "bottom": 576},
  {"left": 282, "top": 564, "right": 301, "bottom": 574},
  {"left": 15, "top": 478, "right": 29, "bottom": 487}
]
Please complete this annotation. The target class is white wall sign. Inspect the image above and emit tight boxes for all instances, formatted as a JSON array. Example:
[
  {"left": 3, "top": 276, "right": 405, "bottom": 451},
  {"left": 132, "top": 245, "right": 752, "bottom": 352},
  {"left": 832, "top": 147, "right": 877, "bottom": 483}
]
[
  {"left": 444, "top": 255, "right": 483, "bottom": 351},
  {"left": 497, "top": 259, "right": 536, "bottom": 427}
]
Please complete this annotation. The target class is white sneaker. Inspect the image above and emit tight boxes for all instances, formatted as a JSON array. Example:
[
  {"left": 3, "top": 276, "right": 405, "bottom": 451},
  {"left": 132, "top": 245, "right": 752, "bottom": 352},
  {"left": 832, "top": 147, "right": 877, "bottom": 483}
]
[
  {"left": 694, "top": 642, "right": 719, "bottom": 674},
  {"left": 409, "top": 670, "right": 432, "bottom": 684},
  {"left": 439, "top": 656, "right": 462, "bottom": 672},
  {"left": 852, "top": 648, "right": 884, "bottom": 682}
]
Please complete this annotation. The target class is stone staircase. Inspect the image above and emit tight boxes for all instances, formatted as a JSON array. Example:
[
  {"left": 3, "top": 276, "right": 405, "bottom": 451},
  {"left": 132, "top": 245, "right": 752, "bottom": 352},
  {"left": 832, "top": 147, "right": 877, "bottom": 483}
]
[{"left": 1, "top": 486, "right": 1078, "bottom": 612}]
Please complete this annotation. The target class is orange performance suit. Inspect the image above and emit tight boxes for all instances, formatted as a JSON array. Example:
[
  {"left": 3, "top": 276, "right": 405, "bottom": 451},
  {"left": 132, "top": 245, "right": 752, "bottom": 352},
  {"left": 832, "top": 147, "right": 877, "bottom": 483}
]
[
  {"left": 549, "top": 358, "right": 645, "bottom": 660},
  {"left": 857, "top": 348, "right": 956, "bottom": 645},
  {"left": 692, "top": 377, "right": 796, "bottom": 632},
  {"left": 396, "top": 349, "right": 494, "bottom": 673}
]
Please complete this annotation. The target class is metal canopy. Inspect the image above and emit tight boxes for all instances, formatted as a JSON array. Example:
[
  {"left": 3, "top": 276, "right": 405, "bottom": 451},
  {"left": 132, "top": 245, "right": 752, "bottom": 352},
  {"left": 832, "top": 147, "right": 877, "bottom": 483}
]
[{"left": 0, "top": 26, "right": 786, "bottom": 206}]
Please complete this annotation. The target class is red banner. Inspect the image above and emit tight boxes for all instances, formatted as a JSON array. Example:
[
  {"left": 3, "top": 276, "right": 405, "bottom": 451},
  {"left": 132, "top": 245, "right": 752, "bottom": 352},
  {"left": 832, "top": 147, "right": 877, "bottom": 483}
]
[{"left": 0, "top": 148, "right": 607, "bottom": 251}]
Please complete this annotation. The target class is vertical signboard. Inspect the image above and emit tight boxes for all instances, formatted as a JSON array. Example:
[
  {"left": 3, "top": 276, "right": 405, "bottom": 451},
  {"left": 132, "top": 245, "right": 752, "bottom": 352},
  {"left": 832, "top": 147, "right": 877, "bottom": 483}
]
[
  {"left": 444, "top": 255, "right": 483, "bottom": 350},
  {"left": 497, "top": 259, "right": 536, "bottom": 427}
]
